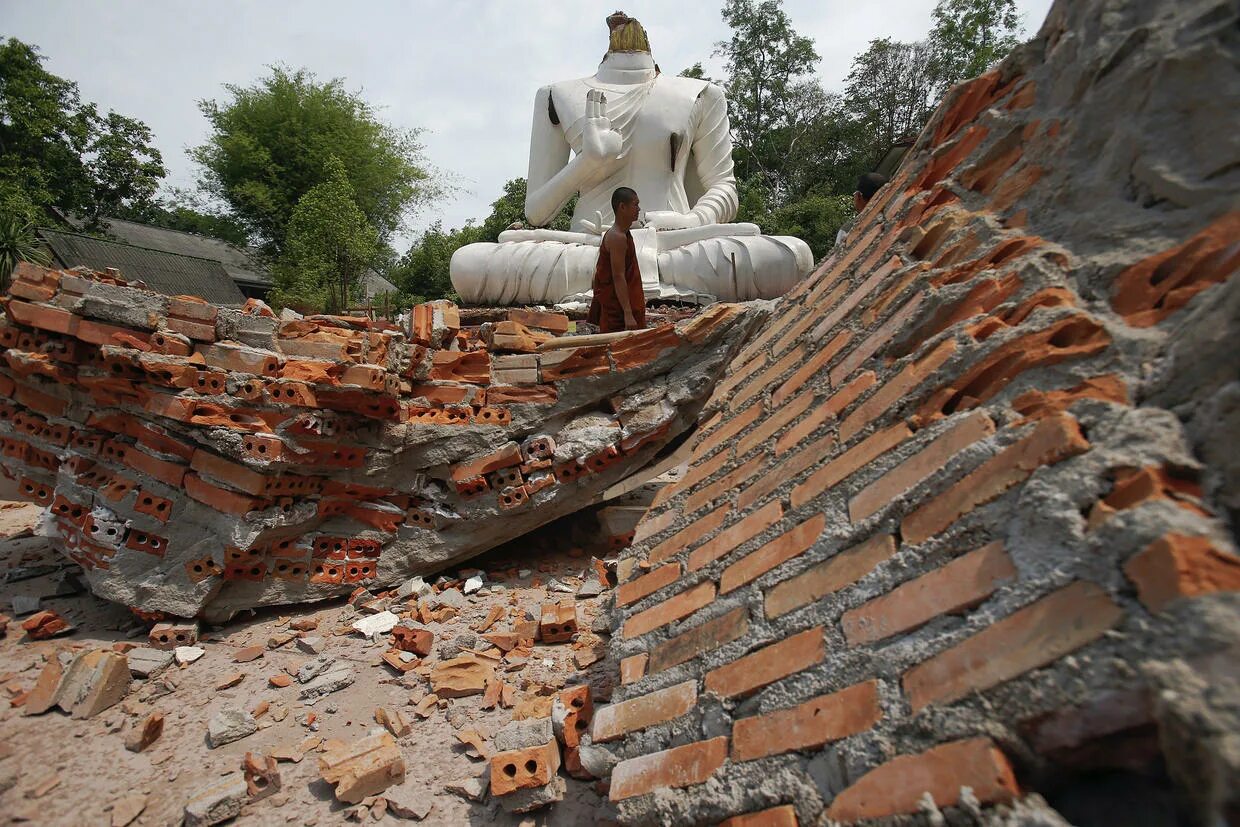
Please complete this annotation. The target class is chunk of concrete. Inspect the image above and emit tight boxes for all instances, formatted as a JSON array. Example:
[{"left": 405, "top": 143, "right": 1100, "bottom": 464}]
[
  {"left": 126, "top": 647, "right": 173, "bottom": 678},
  {"left": 497, "top": 775, "right": 566, "bottom": 813},
  {"left": 183, "top": 775, "right": 248, "bottom": 827},
  {"left": 299, "top": 666, "right": 355, "bottom": 701},
  {"left": 55, "top": 649, "right": 131, "bottom": 719},
  {"left": 208, "top": 707, "right": 257, "bottom": 748},
  {"left": 297, "top": 655, "right": 336, "bottom": 684},
  {"left": 352, "top": 611, "right": 400, "bottom": 637}
]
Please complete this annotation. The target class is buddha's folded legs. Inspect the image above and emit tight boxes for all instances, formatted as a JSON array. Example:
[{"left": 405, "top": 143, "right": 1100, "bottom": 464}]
[{"left": 450, "top": 233, "right": 813, "bottom": 306}]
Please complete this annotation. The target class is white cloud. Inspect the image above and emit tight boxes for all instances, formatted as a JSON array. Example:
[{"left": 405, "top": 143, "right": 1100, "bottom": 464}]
[{"left": 1, "top": 0, "right": 1052, "bottom": 251}]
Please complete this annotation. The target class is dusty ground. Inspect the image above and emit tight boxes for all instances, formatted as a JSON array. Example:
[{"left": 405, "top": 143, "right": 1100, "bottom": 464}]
[{"left": 0, "top": 501, "right": 621, "bottom": 826}]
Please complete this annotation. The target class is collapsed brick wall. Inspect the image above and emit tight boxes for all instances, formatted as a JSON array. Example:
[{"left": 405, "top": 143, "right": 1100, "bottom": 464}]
[
  {"left": 597, "top": 0, "right": 1240, "bottom": 824},
  {"left": 0, "top": 261, "right": 764, "bottom": 621}
]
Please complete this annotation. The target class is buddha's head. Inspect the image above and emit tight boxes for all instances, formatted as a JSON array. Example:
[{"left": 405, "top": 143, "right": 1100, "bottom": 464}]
[{"left": 606, "top": 11, "right": 651, "bottom": 54}]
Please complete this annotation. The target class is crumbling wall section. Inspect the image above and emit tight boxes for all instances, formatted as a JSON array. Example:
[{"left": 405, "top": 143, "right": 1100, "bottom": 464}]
[
  {"left": 596, "top": 0, "right": 1240, "bottom": 824},
  {"left": 0, "top": 263, "right": 763, "bottom": 622}
]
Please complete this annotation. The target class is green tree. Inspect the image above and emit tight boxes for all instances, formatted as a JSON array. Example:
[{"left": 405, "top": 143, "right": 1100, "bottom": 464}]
[
  {"left": 714, "top": 0, "right": 820, "bottom": 200},
  {"left": 0, "top": 216, "right": 51, "bottom": 288},
  {"left": 0, "top": 38, "right": 165, "bottom": 225},
  {"left": 192, "top": 67, "right": 438, "bottom": 258},
  {"left": 270, "top": 156, "right": 378, "bottom": 313},
  {"left": 929, "top": 0, "right": 1022, "bottom": 88},
  {"left": 392, "top": 178, "right": 575, "bottom": 303},
  {"left": 844, "top": 38, "right": 939, "bottom": 165}
]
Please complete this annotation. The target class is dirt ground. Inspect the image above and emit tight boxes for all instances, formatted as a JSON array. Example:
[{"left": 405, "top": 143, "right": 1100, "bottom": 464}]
[{"left": 0, "top": 500, "right": 622, "bottom": 826}]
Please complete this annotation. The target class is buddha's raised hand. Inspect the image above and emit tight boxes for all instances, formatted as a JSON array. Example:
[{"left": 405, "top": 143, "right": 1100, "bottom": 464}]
[{"left": 579, "top": 89, "right": 623, "bottom": 170}]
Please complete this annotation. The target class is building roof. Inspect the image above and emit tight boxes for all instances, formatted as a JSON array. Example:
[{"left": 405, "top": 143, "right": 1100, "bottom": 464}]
[
  {"left": 40, "top": 229, "right": 247, "bottom": 306},
  {"left": 86, "top": 216, "right": 272, "bottom": 289}
]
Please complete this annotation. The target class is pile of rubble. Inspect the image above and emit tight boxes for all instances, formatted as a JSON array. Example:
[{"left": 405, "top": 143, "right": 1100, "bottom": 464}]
[
  {"left": 0, "top": 499, "right": 653, "bottom": 824},
  {"left": 0, "top": 261, "right": 760, "bottom": 621}
]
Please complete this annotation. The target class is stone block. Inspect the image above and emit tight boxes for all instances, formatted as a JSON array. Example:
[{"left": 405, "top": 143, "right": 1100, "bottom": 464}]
[{"left": 183, "top": 775, "right": 248, "bottom": 827}]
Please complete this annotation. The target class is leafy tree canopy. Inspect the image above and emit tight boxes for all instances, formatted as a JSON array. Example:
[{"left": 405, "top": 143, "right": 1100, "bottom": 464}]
[
  {"left": 192, "top": 67, "right": 439, "bottom": 259},
  {"left": 270, "top": 156, "right": 378, "bottom": 313},
  {"left": 118, "top": 188, "right": 251, "bottom": 247},
  {"left": 0, "top": 38, "right": 165, "bottom": 226}
]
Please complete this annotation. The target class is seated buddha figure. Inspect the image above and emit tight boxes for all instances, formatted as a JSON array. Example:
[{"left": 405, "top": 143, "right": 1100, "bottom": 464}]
[{"left": 450, "top": 12, "right": 813, "bottom": 307}]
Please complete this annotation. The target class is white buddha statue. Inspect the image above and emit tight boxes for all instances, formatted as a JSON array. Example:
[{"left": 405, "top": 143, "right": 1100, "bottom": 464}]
[{"left": 450, "top": 12, "right": 813, "bottom": 307}]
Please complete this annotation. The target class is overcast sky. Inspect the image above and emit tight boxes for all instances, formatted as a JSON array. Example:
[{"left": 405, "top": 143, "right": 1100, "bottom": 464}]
[{"left": 3, "top": 0, "right": 1052, "bottom": 252}]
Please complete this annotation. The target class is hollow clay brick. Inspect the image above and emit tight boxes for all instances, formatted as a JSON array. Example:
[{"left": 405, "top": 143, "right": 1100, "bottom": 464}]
[
  {"left": 623, "top": 581, "right": 715, "bottom": 639},
  {"left": 720, "top": 514, "right": 825, "bottom": 594},
  {"left": 848, "top": 410, "right": 996, "bottom": 522},
  {"left": 1123, "top": 534, "right": 1240, "bottom": 613},
  {"left": 490, "top": 740, "right": 561, "bottom": 796},
  {"left": 731, "top": 679, "right": 880, "bottom": 762},
  {"left": 900, "top": 413, "right": 1090, "bottom": 545},
  {"left": 615, "top": 562, "right": 681, "bottom": 608},
  {"left": 608, "top": 736, "right": 727, "bottom": 801},
  {"left": 687, "top": 500, "right": 784, "bottom": 572},
  {"left": 902, "top": 580, "right": 1122, "bottom": 711},
  {"left": 765, "top": 534, "right": 897, "bottom": 619},
  {"left": 591, "top": 680, "right": 696, "bottom": 743},
  {"left": 790, "top": 423, "right": 912, "bottom": 510},
  {"left": 826, "top": 737, "right": 1019, "bottom": 822},
  {"left": 705, "top": 626, "right": 825, "bottom": 699},
  {"left": 647, "top": 606, "right": 749, "bottom": 675},
  {"left": 842, "top": 541, "right": 1015, "bottom": 645},
  {"left": 771, "top": 331, "right": 852, "bottom": 407}
]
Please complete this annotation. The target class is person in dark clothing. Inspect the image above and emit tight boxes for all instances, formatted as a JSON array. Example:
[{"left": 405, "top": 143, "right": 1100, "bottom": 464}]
[
  {"left": 835, "top": 172, "right": 891, "bottom": 246},
  {"left": 587, "top": 187, "right": 646, "bottom": 333}
]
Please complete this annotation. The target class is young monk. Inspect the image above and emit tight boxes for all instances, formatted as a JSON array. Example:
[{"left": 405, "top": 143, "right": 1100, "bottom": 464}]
[{"left": 588, "top": 187, "right": 646, "bottom": 333}]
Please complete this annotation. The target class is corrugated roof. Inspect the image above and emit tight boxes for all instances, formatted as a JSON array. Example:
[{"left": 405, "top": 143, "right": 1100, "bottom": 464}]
[
  {"left": 93, "top": 217, "right": 272, "bottom": 288},
  {"left": 40, "top": 229, "right": 247, "bottom": 306}
]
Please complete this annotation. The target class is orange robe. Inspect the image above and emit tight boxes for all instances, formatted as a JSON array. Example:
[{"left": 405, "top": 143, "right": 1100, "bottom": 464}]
[{"left": 588, "top": 230, "right": 645, "bottom": 333}]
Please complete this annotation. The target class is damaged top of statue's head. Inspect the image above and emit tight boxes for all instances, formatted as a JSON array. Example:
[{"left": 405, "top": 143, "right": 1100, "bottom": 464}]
[{"left": 606, "top": 12, "right": 650, "bottom": 54}]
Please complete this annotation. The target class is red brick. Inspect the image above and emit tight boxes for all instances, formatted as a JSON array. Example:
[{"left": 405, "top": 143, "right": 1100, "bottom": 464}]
[
  {"left": 632, "top": 507, "right": 676, "bottom": 545},
  {"left": 903, "top": 581, "right": 1123, "bottom": 711},
  {"left": 430, "top": 350, "right": 491, "bottom": 383},
  {"left": 677, "top": 447, "right": 733, "bottom": 493},
  {"left": 827, "top": 737, "right": 1019, "bottom": 822},
  {"left": 623, "top": 581, "right": 715, "bottom": 639},
  {"left": 738, "top": 432, "right": 835, "bottom": 511},
  {"left": 648, "top": 503, "right": 730, "bottom": 564},
  {"left": 490, "top": 740, "right": 560, "bottom": 796},
  {"left": 683, "top": 453, "right": 768, "bottom": 515},
  {"left": 122, "top": 446, "right": 187, "bottom": 488},
  {"left": 190, "top": 449, "right": 270, "bottom": 496},
  {"left": 736, "top": 387, "right": 815, "bottom": 458},
  {"left": 687, "top": 500, "right": 783, "bottom": 572},
  {"left": 184, "top": 473, "right": 263, "bottom": 516},
  {"left": 705, "top": 627, "right": 824, "bottom": 699},
  {"left": 649, "top": 606, "right": 749, "bottom": 674},
  {"left": 591, "top": 680, "right": 696, "bottom": 743},
  {"left": 616, "top": 562, "right": 681, "bottom": 608},
  {"left": 775, "top": 372, "right": 876, "bottom": 456},
  {"left": 609, "top": 324, "right": 682, "bottom": 371},
  {"left": 696, "top": 400, "right": 764, "bottom": 459},
  {"left": 732, "top": 680, "right": 881, "bottom": 762},
  {"left": 719, "top": 805, "right": 798, "bottom": 827},
  {"left": 769, "top": 301, "right": 830, "bottom": 359},
  {"left": 790, "top": 423, "right": 911, "bottom": 510},
  {"left": 808, "top": 255, "right": 900, "bottom": 344},
  {"left": 449, "top": 443, "right": 522, "bottom": 483},
  {"left": 842, "top": 541, "right": 1015, "bottom": 645},
  {"left": 1123, "top": 534, "right": 1240, "bottom": 613},
  {"left": 849, "top": 411, "right": 996, "bottom": 522},
  {"left": 679, "top": 302, "right": 746, "bottom": 344},
  {"left": 539, "top": 345, "right": 610, "bottom": 381},
  {"left": 6, "top": 300, "right": 79, "bottom": 336},
  {"left": 733, "top": 345, "right": 804, "bottom": 410},
  {"left": 771, "top": 331, "right": 853, "bottom": 408},
  {"left": 765, "top": 534, "right": 897, "bottom": 619},
  {"left": 713, "top": 352, "right": 768, "bottom": 401},
  {"left": 829, "top": 293, "right": 926, "bottom": 387},
  {"left": 619, "top": 653, "right": 648, "bottom": 685},
  {"left": 609, "top": 736, "right": 727, "bottom": 801},
  {"left": 901, "top": 413, "right": 1090, "bottom": 545},
  {"left": 839, "top": 338, "right": 958, "bottom": 443},
  {"left": 507, "top": 308, "right": 569, "bottom": 333},
  {"left": 720, "top": 514, "right": 826, "bottom": 594}
]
